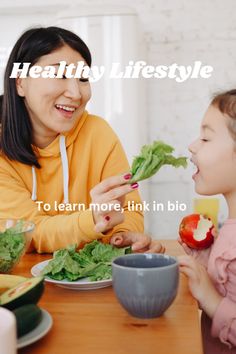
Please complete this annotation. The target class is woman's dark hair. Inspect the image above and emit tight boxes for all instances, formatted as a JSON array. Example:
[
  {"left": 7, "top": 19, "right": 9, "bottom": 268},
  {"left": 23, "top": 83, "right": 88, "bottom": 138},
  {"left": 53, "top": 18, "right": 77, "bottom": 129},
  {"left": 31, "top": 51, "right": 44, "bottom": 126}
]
[
  {"left": 1, "top": 26, "right": 91, "bottom": 168},
  {"left": 0, "top": 94, "right": 3, "bottom": 122}
]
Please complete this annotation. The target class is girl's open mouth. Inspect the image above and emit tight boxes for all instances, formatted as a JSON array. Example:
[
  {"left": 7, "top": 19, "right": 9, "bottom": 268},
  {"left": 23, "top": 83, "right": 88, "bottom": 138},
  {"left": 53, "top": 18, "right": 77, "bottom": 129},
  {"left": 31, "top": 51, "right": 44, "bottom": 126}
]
[
  {"left": 191, "top": 159, "right": 200, "bottom": 179},
  {"left": 192, "top": 167, "right": 200, "bottom": 179}
]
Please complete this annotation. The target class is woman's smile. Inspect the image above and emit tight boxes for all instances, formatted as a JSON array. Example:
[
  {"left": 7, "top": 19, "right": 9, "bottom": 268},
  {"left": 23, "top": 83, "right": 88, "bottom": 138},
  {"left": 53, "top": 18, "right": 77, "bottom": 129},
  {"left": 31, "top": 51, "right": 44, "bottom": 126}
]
[{"left": 54, "top": 103, "right": 78, "bottom": 120}]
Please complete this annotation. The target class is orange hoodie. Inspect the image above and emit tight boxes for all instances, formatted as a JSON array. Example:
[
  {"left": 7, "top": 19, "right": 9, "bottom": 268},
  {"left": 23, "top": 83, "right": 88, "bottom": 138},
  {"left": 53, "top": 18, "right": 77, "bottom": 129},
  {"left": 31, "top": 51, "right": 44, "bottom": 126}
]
[{"left": 0, "top": 111, "right": 143, "bottom": 253}]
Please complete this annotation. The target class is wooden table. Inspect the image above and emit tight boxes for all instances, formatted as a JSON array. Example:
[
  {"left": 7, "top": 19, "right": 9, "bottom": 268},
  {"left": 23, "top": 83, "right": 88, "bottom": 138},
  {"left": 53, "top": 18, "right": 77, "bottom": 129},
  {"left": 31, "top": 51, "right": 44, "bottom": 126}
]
[{"left": 14, "top": 240, "right": 203, "bottom": 354}]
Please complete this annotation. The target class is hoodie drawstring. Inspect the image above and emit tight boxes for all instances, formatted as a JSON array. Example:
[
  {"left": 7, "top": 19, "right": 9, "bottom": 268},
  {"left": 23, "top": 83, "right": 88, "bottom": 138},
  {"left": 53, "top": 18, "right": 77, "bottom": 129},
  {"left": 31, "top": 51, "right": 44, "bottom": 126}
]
[
  {"left": 31, "top": 135, "right": 69, "bottom": 204},
  {"left": 59, "top": 135, "right": 69, "bottom": 204},
  {"left": 31, "top": 166, "right": 37, "bottom": 201}
]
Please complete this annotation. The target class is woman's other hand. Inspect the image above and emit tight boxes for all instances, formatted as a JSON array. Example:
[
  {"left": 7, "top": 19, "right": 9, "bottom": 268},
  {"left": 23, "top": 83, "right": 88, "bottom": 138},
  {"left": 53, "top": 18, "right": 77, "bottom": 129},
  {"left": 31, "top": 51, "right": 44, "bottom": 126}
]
[{"left": 110, "top": 231, "right": 165, "bottom": 253}]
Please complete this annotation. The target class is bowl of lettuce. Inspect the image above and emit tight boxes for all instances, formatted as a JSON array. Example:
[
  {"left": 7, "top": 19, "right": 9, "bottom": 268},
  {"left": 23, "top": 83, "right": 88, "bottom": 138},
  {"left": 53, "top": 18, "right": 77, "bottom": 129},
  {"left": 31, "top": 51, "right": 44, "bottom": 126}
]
[{"left": 0, "top": 219, "right": 34, "bottom": 273}]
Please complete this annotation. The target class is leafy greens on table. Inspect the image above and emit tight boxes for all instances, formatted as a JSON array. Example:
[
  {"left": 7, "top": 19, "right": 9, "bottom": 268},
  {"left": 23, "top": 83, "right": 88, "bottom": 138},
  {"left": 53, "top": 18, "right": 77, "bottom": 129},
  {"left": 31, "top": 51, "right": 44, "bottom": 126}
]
[
  {"left": 0, "top": 221, "right": 25, "bottom": 272},
  {"left": 129, "top": 140, "right": 187, "bottom": 183},
  {"left": 42, "top": 240, "right": 131, "bottom": 282}
]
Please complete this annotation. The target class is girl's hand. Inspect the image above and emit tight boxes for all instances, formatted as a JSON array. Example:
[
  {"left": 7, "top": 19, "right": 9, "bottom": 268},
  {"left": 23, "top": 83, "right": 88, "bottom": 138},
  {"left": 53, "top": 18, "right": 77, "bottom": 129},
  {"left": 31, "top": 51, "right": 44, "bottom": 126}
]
[
  {"left": 178, "top": 255, "right": 222, "bottom": 318},
  {"left": 110, "top": 231, "right": 165, "bottom": 253},
  {"left": 90, "top": 173, "right": 138, "bottom": 233}
]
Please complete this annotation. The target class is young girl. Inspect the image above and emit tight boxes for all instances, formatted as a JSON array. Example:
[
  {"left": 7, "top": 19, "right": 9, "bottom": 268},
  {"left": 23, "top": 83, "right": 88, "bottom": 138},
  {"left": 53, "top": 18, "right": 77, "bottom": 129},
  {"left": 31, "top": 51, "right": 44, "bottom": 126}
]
[
  {"left": 0, "top": 26, "right": 164, "bottom": 254},
  {"left": 178, "top": 90, "right": 236, "bottom": 353}
]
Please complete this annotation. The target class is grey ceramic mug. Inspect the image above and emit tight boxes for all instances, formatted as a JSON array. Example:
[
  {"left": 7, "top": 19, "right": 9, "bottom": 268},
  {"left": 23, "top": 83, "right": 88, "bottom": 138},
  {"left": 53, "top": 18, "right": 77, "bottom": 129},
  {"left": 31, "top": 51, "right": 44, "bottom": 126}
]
[{"left": 112, "top": 253, "right": 179, "bottom": 319}]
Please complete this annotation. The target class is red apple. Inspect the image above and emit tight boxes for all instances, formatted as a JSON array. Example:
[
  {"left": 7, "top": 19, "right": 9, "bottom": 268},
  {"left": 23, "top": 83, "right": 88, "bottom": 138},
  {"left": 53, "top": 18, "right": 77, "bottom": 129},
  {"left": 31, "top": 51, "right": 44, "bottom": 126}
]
[{"left": 179, "top": 214, "right": 214, "bottom": 250}]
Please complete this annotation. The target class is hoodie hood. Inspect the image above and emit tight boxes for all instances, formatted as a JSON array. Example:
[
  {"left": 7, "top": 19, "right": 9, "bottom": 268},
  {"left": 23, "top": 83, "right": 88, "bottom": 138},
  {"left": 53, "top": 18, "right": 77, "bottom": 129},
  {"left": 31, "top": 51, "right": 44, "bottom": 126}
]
[{"left": 31, "top": 110, "right": 88, "bottom": 203}]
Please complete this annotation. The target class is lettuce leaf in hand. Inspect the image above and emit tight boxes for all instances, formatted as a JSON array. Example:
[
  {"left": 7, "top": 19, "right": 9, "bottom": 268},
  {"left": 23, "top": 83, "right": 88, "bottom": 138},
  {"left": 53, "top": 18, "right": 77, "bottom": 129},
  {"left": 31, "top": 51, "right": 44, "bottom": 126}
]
[{"left": 129, "top": 140, "right": 187, "bottom": 183}]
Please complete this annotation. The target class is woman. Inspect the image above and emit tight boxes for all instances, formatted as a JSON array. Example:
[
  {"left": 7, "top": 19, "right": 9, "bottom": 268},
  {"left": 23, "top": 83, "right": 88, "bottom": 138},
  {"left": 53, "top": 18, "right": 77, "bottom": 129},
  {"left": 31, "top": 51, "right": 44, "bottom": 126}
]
[{"left": 0, "top": 26, "right": 164, "bottom": 253}]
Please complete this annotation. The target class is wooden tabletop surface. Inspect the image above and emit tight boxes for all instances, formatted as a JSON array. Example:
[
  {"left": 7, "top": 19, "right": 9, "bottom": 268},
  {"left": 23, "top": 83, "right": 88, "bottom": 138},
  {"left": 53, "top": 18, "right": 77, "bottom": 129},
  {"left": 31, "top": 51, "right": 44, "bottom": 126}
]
[{"left": 14, "top": 240, "right": 203, "bottom": 354}]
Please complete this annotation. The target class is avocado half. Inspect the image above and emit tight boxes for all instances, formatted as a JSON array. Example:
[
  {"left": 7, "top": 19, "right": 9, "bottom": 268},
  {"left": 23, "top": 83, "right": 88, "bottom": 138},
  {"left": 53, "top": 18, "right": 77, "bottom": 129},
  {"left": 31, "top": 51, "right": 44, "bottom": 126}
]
[
  {"left": 0, "top": 276, "right": 44, "bottom": 311},
  {"left": 13, "top": 304, "right": 42, "bottom": 338}
]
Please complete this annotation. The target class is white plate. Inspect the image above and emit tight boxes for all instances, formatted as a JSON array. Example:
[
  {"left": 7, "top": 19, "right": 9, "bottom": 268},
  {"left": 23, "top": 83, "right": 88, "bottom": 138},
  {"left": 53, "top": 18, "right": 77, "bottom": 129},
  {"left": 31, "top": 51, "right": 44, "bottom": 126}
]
[
  {"left": 31, "top": 260, "right": 112, "bottom": 290},
  {"left": 17, "top": 309, "right": 53, "bottom": 349}
]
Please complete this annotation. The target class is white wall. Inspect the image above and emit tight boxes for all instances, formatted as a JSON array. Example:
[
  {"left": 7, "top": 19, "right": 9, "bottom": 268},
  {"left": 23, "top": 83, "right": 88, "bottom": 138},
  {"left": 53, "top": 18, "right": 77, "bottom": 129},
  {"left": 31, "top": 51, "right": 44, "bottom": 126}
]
[
  {"left": 0, "top": 0, "right": 235, "bottom": 238},
  {"left": 0, "top": 13, "right": 53, "bottom": 91}
]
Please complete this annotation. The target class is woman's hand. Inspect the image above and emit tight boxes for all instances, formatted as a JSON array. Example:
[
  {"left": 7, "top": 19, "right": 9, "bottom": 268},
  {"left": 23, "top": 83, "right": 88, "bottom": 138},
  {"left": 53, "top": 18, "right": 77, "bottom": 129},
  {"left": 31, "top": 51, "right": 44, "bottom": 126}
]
[
  {"left": 178, "top": 255, "right": 222, "bottom": 318},
  {"left": 110, "top": 231, "right": 165, "bottom": 253},
  {"left": 90, "top": 173, "right": 138, "bottom": 233}
]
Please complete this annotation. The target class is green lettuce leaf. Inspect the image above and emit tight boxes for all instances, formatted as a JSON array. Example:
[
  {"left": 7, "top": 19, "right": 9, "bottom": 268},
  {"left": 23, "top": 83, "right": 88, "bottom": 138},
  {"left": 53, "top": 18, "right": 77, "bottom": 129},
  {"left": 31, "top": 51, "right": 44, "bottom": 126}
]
[
  {"left": 129, "top": 140, "right": 187, "bottom": 183},
  {"left": 42, "top": 240, "right": 131, "bottom": 282}
]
